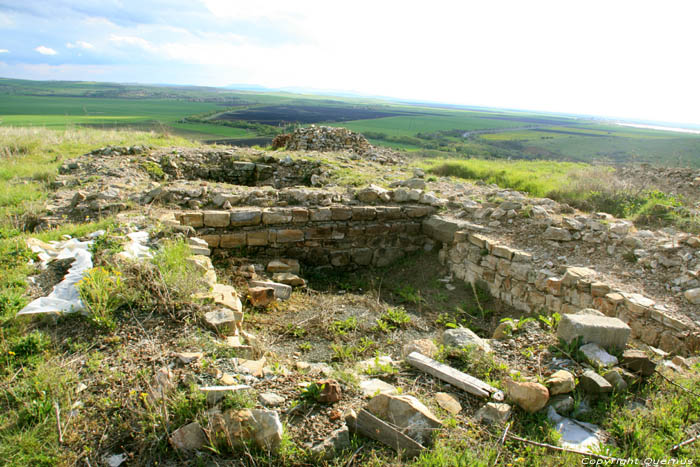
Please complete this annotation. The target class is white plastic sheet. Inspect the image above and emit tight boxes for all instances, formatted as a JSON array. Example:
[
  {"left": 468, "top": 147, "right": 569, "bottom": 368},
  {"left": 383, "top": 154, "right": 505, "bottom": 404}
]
[
  {"left": 116, "top": 231, "right": 153, "bottom": 261},
  {"left": 18, "top": 237, "right": 95, "bottom": 315},
  {"left": 17, "top": 229, "right": 153, "bottom": 316},
  {"left": 547, "top": 406, "right": 603, "bottom": 453}
]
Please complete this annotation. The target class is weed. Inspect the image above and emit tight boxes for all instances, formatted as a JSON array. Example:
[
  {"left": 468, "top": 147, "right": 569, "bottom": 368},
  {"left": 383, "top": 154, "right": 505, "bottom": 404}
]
[
  {"left": 330, "top": 316, "right": 358, "bottom": 336},
  {"left": 298, "top": 342, "right": 312, "bottom": 352},
  {"left": 77, "top": 266, "right": 126, "bottom": 330},
  {"left": 299, "top": 382, "right": 325, "bottom": 403},
  {"left": 374, "top": 307, "right": 412, "bottom": 333}
]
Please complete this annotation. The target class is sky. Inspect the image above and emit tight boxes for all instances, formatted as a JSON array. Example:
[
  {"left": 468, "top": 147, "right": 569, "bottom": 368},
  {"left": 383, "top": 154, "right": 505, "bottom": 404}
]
[{"left": 0, "top": 0, "right": 699, "bottom": 126}]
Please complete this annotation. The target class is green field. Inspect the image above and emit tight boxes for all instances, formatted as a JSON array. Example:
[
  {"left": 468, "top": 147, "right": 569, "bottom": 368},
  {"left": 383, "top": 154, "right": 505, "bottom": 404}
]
[{"left": 1, "top": 77, "right": 699, "bottom": 166}]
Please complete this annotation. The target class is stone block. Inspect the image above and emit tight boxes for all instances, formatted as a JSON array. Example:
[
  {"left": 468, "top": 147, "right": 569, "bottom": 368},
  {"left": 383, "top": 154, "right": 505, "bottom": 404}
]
[
  {"left": 310, "top": 208, "right": 332, "bottom": 221},
  {"left": 330, "top": 206, "right": 352, "bottom": 220},
  {"left": 203, "top": 210, "right": 231, "bottom": 227},
  {"left": 220, "top": 232, "right": 246, "bottom": 248},
  {"left": 230, "top": 210, "right": 262, "bottom": 226},
  {"left": 272, "top": 229, "right": 304, "bottom": 243},
  {"left": 557, "top": 313, "right": 630, "bottom": 351},
  {"left": 247, "top": 231, "right": 268, "bottom": 246},
  {"left": 180, "top": 212, "right": 203, "bottom": 227},
  {"left": 262, "top": 209, "right": 292, "bottom": 224}
]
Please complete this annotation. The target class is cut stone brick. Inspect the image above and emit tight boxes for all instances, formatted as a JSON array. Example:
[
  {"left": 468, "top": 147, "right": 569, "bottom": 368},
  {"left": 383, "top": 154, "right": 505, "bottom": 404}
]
[{"left": 557, "top": 313, "right": 630, "bottom": 351}]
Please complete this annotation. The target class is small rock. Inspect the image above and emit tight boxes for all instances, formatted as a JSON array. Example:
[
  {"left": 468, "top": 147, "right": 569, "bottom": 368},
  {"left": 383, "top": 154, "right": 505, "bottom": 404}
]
[
  {"left": 492, "top": 321, "right": 516, "bottom": 340},
  {"left": 204, "top": 308, "right": 243, "bottom": 336},
  {"left": 546, "top": 370, "right": 575, "bottom": 395},
  {"left": 579, "top": 370, "right": 613, "bottom": 395},
  {"left": 311, "top": 425, "right": 351, "bottom": 459},
  {"left": 580, "top": 343, "right": 619, "bottom": 369},
  {"left": 266, "top": 259, "right": 301, "bottom": 274},
  {"left": 671, "top": 355, "right": 691, "bottom": 370},
  {"left": 359, "top": 379, "right": 397, "bottom": 397},
  {"left": 435, "top": 392, "right": 461, "bottom": 415},
  {"left": 548, "top": 394, "right": 574, "bottom": 413},
  {"left": 169, "top": 422, "right": 207, "bottom": 451},
  {"left": 272, "top": 273, "right": 306, "bottom": 287},
  {"left": 475, "top": 402, "right": 512, "bottom": 424},
  {"left": 543, "top": 226, "right": 572, "bottom": 242},
  {"left": 238, "top": 357, "right": 267, "bottom": 377},
  {"left": 683, "top": 288, "right": 700, "bottom": 304},
  {"left": 402, "top": 338, "right": 438, "bottom": 358},
  {"left": 212, "top": 409, "right": 283, "bottom": 452},
  {"left": 367, "top": 393, "right": 442, "bottom": 446},
  {"left": 148, "top": 366, "right": 174, "bottom": 402},
  {"left": 317, "top": 379, "right": 342, "bottom": 403},
  {"left": 249, "top": 280, "right": 292, "bottom": 300},
  {"left": 442, "top": 327, "right": 491, "bottom": 353},
  {"left": 175, "top": 352, "right": 203, "bottom": 364},
  {"left": 621, "top": 349, "right": 656, "bottom": 376},
  {"left": 504, "top": 379, "right": 549, "bottom": 413},
  {"left": 259, "top": 392, "right": 285, "bottom": 407},
  {"left": 603, "top": 370, "right": 628, "bottom": 392},
  {"left": 248, "top": 286, "right": 276, "bottom": 307}
]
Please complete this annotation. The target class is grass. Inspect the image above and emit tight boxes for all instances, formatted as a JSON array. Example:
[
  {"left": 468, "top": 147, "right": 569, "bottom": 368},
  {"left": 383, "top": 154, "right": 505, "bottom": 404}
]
[
  {"left": 424, "top": 158, "right": 590, "bottom": 198},
  {"left": 0, "top": 126, "right": 195, "bottom": 232}
]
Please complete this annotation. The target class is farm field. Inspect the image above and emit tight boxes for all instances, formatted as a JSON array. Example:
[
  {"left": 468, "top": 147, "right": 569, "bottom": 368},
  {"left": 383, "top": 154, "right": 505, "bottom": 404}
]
[{"left": 1, "top": 77, "right": 699, "bottom": 166}]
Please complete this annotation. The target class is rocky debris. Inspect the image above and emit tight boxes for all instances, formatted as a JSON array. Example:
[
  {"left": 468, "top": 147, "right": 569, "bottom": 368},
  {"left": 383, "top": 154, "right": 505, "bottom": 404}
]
[
  {"left": 684, "top": 288, "right": 700, "bottom": 304},
  {"left": 402, "top": 338, "right": 438, "bottom": 358},
  {"left": 211, "top": 408, "right": 283, "bottom": 452},
  {"left": 580, "top": 343, "right": 619, "bottom": 369},
  {"left": 237, "top": 357, "right": 267, "bottom": 377},
  {"left": 504, "top": 379, "right": 549, "bottom": 413},
  {"left": 603, "top": 370, "right": 628, "bottom": 391},
  {"left": 356, "top": 184, "right": 391, "bottom": 203},
  {"left": 545, "top": 370, "right": 575, "bottom": 395},
  {"left": 442, "top": 327, "right": 492, "bottom": 353},
  {"left": 359, "top": 379, "right": 398, "bottom": 398},
  {"left": 272, "top": 273, "right": 306, "bottom": 287},
  {"left": 366, "top": 393, "right": 442, "bottom": 446},
  {"left": 188, "top": 237, "right": 211, "bottom": 256},
  {"left": 579, "top": 370, "right": 613, "bottom": 395},
  {"left": 548, "top": 395, "right": 575, "bottom": 413},
  {"left": 175, "top": 352, "right": 203, "bottom": 364},
  {"left": 249, "top": 280, "right": 292, "bottom": 300},
  {"left": 169, "top": 422, "right": 207, "bottom": 451},
  {"left": 258, "top": 392, "right": 285, "bottom": 407},
  {"left": 475, "top": 402, "right": 512, "bottom": 425},
  {"left": 557, "top": 314, "right": 630, "bottom": 351},
  {"left": 311, "top": 425, "right": 351, "bottom": 459},
  {"left": 543, "top": 226, "right": 572, "bottom": 242},
  {"left": 492, "top": 320, "right": 517, "bottom": 339},
  {"left": 204, "top": 308, "right": 243, "bottom": 336},
  {"left": 434, "top": 393, "right": 461, "bottom": 415},
  {"left": 248, "top": 286, "right": 275, "bottom": 307},
  {"left": 266, "top": 259, "right": 300, "bottom": 274},
  {"left": 317, "top": 379, "right": 342, "bottom": 403},
  {"left": 274, "top": 126, "right": 403, "bottom": 164}
]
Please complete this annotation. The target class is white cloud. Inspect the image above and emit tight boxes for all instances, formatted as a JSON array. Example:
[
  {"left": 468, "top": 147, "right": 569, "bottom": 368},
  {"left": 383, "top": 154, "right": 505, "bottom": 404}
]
[
  {"left": 34, "top": 46, "right": 57, "bottom": 55},
  {"left": 66, "top": 41, "right": 95, "bottom": 50},
  {"left": 0, "top": 49, "right": 8, "bottom": 54},
  {"left": 109, "top": 34, "right": 156, "bottom": 52}
]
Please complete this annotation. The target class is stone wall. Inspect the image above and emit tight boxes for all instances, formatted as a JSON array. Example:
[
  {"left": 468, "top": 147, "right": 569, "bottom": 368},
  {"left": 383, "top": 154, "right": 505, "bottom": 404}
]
[
  {"left": 177, "top": 204, "right": 435, "bottom": 268},
  {"left": 435, "top": 220, "right": 700, "bottom": 355}
]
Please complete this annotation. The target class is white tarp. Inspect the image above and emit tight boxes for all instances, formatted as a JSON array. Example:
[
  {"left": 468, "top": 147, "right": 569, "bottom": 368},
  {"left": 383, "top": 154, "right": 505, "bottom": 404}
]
[
  {"left": 116, "top": 231, "right": 153, "bottom": 261},
  {"left": 17, "top": 236, "right": 96, "bottom": 315},
  {"left": 547, "top": 406, "right": 603, "bottom": 453},
  {"left": 17, "top": 229, "right": 152, "bottom": 316}
]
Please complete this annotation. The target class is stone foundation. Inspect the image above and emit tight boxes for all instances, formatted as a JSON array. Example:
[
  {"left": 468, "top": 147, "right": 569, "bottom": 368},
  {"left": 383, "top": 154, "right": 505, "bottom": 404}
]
[
  {"left": 435, "top": 221, "right": 700, "bottom": 355},
  {"left": 177, "top": 204, "right": 435, "bottom": 268}
]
